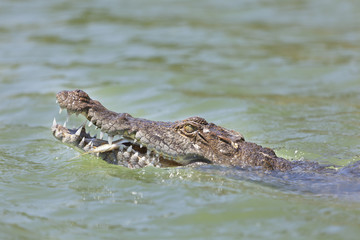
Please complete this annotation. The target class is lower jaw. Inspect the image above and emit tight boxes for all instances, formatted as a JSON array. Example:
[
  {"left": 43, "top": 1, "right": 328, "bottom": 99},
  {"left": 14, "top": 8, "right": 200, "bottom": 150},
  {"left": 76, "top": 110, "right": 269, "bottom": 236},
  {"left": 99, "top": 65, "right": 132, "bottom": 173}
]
[{"left": 52, "top": 123, "right": 183, "bottom": 169}]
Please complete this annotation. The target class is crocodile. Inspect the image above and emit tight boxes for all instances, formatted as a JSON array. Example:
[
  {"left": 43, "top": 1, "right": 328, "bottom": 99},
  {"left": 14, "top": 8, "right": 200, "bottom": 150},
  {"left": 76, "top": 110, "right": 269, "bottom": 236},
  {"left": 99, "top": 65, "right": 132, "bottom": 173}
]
[{"left": 51, "top": 90, "right": 360, "bottom": 177}]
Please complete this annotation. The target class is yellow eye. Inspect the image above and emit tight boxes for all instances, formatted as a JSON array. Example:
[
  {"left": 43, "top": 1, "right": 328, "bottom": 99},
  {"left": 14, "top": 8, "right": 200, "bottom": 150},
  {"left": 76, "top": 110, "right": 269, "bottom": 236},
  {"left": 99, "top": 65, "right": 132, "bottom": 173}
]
[{"left": 184, "top": 125, "right": 197, "bottom": 133}]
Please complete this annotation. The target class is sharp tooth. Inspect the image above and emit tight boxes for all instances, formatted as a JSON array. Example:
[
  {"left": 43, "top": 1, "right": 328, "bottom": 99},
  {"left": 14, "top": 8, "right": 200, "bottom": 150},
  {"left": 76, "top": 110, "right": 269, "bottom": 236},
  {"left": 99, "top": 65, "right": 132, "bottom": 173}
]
[
  {"left": 75, "top": 127, "right": 82, "bottom": 136},
  {"left": 80, "top": 137, "right": 85, "bottom": 146},
  {"left": 127, "top": 145, "right": 133, "bottom": 153},
  {"left": 140, "top": 144, "right": 143, "bottom": 148},
  {"left": 52, "top": 118, "right": 57, "bottom": 128},
  {"left": 59, "top": 108, "right": 63, "bottom": 114},
  {"left": 134, "top": 152, "right": 139, "bottom": 158},
  {"left": 133, "top": 139, "right": 137, "bottom": 143},
  {"left": 99, "top": 132, "right": 104, "bottom": 139},
  {"left": 63, "top": 114, "right": 70, "bottom": 127},
  {"left": 88, "top": 121, "right": 93, "bottom": 127},
  {"left": 56, "top": 99, "right": 58, "bottom": 104},
  {"left": 108, "top": 136, "right": 113, "bottom": 145}
]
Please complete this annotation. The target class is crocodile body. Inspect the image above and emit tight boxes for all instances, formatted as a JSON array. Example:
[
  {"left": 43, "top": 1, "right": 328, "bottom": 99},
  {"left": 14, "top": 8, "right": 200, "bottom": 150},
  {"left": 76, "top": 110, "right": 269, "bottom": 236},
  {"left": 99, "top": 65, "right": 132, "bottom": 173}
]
[{"left": 51, "top": 90, "right": 360, "bottom": 176}]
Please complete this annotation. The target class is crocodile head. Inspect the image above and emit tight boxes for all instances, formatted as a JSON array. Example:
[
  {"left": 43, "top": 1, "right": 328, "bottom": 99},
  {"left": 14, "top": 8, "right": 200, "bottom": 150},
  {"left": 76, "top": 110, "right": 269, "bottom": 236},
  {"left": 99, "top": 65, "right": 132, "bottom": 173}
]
[{"left": 52, "top": 90, "right": 291, "bottom": 170}]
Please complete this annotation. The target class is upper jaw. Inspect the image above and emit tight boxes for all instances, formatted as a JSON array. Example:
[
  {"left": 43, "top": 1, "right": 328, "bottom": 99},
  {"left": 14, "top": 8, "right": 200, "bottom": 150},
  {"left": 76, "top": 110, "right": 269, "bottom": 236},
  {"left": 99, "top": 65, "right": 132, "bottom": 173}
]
[
  {"left": 56, "top": 90, "right": 135, "bottom": 140},
  {"left": 51, "top": 120, "right": 165, "bottom": 168},
  {"left": 56, "top": 90, "right": 93, "bottom": 116}
]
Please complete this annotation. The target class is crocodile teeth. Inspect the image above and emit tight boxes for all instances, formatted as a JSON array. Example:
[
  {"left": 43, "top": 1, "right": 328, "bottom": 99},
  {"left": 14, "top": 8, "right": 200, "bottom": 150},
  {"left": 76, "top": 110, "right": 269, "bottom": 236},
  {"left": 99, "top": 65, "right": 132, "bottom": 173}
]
[
  {"left": 88, "top": 121, "right": 93, "bottom": 127},
  {"left": 63, "top": 115, "right": 70, "bottom": 127},
  {"left": 84, "top": 141, "right": 92, "bottom": 150},
  {"left": 59, "top": 108, "right": 63, "bottom": 114},
  {"left": 75, "top": 126, "right": 83, "bottom": 136},
  {"left": 79, "top": 137, "right": 85, "bottom": 147},
  {"left": 99, "top": 131, "right": 104, "bottom": 140},
  {"left": 108, "top": 136, "right": 113, "bottom": 145},
  {"left": 52, "top": 118, "right": 57, "bottom": 128},
  {"left": 127, "top": 145, "right": 133, "bottom": 153}
]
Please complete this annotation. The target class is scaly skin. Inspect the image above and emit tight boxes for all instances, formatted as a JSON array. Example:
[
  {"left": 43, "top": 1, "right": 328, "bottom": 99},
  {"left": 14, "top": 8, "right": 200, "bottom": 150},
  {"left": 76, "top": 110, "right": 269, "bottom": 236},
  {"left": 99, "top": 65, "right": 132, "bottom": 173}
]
[{"left": 52, "top": 90, "right": 359, "bottom": 174}]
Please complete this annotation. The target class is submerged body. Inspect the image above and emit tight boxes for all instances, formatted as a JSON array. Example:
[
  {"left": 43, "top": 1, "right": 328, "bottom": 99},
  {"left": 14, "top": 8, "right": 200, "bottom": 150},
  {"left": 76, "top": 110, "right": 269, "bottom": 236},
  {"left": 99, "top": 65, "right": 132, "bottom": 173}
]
[{"left": 52, "top": 90, "right": 360, "bottom": 176}]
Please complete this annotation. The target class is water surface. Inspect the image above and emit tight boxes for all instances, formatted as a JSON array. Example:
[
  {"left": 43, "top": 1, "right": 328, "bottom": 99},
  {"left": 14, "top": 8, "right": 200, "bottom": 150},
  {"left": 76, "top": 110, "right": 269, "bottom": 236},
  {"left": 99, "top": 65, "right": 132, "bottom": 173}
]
[{"left": 1, "top": 0, "right": 360, "bottom": 239}]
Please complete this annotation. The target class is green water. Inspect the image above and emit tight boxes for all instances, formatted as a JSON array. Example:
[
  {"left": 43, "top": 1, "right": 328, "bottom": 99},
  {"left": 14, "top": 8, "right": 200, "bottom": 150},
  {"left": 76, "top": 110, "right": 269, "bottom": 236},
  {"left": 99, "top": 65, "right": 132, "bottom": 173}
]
[{"left": 1, "top": 0, "right": 360, "bottom": 239}]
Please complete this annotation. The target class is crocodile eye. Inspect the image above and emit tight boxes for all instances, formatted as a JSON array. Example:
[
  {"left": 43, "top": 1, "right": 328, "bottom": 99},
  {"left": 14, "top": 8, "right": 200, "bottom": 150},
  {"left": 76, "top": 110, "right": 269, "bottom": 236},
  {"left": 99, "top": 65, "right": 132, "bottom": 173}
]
[{"left": 184, "top": 124, "right": 197, "bottom": 133}]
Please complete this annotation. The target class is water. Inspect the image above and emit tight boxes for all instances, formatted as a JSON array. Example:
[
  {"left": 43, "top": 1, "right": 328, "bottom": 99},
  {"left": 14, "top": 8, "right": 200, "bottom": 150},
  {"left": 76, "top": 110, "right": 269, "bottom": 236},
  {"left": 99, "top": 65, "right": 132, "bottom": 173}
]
[{"left": 1, "top": 0, "right": 360, "bottom": 239}]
